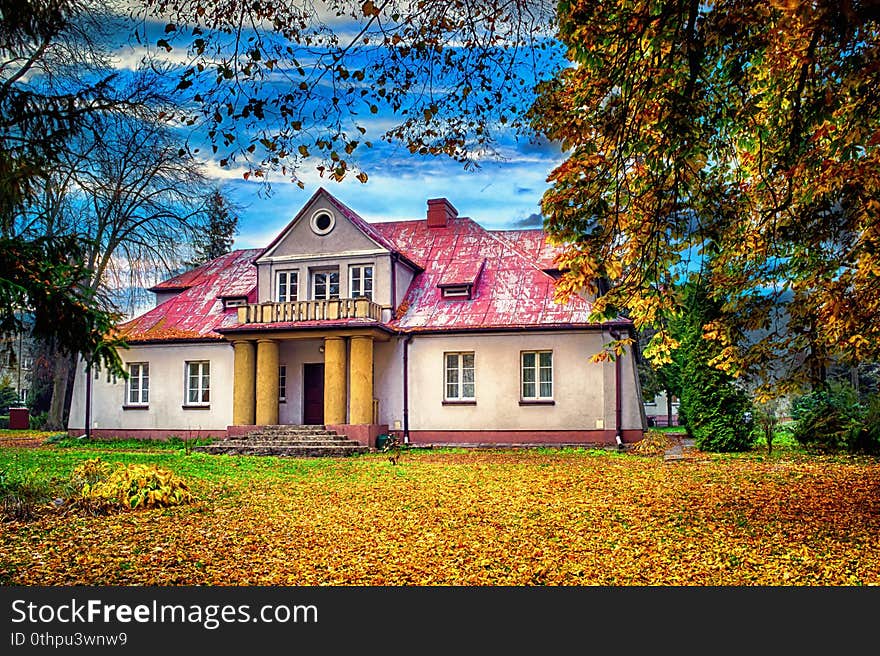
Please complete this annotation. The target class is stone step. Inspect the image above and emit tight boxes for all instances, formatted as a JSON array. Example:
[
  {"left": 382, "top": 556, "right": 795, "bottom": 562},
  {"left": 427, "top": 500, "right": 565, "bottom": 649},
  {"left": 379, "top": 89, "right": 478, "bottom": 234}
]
[
  {"left": 220, "top": 439, "right": 364, "bottom": 447},
  {"left": 193, "top": 444, "right": 369, "bottom": 457},
  {"left": 234, "top": 432, "right": 347, "bottom": 440}
]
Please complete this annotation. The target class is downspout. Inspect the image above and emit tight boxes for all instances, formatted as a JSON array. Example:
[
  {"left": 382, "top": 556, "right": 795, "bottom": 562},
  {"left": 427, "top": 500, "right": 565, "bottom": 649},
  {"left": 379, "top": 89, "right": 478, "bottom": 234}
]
[
  {"left": 390, "top": 252, "right": 398, "bottom": 313},
  {"left": 609, "top": 327, "right": 624, "bottom": 448},
  {"left": 84, "top": 358, "right": 92, "bottom": 440},
  {"left": 402, "top": 334, "right": 412, "bottom": 443}
]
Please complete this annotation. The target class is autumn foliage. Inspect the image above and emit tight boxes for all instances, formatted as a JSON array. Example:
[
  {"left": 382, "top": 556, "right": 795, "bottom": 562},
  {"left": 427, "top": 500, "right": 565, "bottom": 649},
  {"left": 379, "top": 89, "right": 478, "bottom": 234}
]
[
  {"left": 532, "top": 0, "right": 880, "bottom": 398},
  {"left": 1, "top": 444, "right": 879, "bottom": 585}
]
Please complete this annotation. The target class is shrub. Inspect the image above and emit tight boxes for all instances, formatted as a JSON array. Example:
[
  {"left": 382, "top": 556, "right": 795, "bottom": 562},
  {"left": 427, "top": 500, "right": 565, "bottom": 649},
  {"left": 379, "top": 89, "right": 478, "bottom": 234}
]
[
  {"left": 790, "top": 382, "right": 863, "bottom": 454},
  {"left": 0, "top": 469, "right": 52, "bottom": 522},
  {"left": 28, "top": 411, "right": 47, "bottom": 430},
  {"left": 851, "top": 393, "right": 880, "bottom": 455},
  {"left": 67, "top": 458, "right": 193, "bottom": 514},
  {"left": 680, "top": 355, "right": 756, "bottom": 452}
]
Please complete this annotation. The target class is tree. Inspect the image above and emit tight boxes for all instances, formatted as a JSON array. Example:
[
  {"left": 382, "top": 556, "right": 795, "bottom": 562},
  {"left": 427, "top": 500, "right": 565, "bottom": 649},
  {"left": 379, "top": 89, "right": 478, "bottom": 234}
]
[
  {"left": 186, "top": 188, "right": 240, "bottom": 266},
  {"left": 0, "top": 1, "right": 155, "bottom": 384},
  {"left": 130, "top": 0, "right": 563, "bottom": 184},
  {"left": 2, "top": 1, "right": 213, "bottom": 429},
  {"left": 0, "top": 375, "right": 19, "bottom": 414},
  {"left": 677, "top": 280, "right": 756, "bottom": 452},
  {"left": 25, "top": 111, "right": 215, "bottom": 428},
  {"left": 531, "top": 1, "right": 880, "bottom": 399},
  {"left": 637, "top": 325, "right": 682, "bottom": 426}
]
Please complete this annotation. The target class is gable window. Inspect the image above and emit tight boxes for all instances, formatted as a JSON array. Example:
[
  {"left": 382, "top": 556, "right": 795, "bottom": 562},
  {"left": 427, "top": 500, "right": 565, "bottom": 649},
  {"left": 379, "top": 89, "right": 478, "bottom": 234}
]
[
  {"left": 444, "top": 352, "right": 475, "bottom": 402},
  {"left": 312, "top": 270, "right": 340, "bottom": 300},
  {"left": 185, "top": 361, "right": 210, "bottom": 405},
  {"left": 521, "top": 351, "right": 553, "bottom": 401},
  {"left": 126, "top": 363, "right": 149, "bottom": 405},
  {"left": 350, "top": 265, "right": 373, "bottom": 300},
  {"left": 279, "top": 365, "right": 287, "bottom": 403},
  {"left": 310, "top": 209, "right": 336, "bottom": 235},
  {"left": 276, "top": 270, "right": 299, "bottom": 302}
]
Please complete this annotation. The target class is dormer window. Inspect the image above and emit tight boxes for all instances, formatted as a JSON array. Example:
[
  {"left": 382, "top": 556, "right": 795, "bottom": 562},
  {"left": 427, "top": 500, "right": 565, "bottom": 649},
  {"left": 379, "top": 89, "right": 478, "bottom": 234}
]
[
  {"left": 309, "top": 209, "right": 336, "bottom": 235},
  {"left": 222, "top": 296, "right": 248, "bottom": 309},
  {"left": 441, "top": 285, "right": 472, "bottom": 299}
]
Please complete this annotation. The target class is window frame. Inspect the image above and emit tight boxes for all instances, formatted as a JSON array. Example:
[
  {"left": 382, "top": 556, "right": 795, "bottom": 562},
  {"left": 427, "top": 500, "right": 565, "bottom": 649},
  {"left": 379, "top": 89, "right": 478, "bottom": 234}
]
[
  {"left": 520, "top": 350, "right": 554, "bottom": 402},
  {"left": 184, "top": 360, "right": 211, "bottom": 406},
  {"left": 443, "top": 351, "right": 476, "bottom": 403},
  {"left": 126, "top": 362, "right": 149, "bottom": 406},
  {"left": 275, "top": 270, "right": 299, "bottom": 303},
  {"left": 311, "top": 269, "right": 340, "bottom": 300},
  {"left": 349, "top": 264, "right": 374, "bottom": 300},
  {"left": 279, "top": 364, "right": 287, "bottom": 403}
]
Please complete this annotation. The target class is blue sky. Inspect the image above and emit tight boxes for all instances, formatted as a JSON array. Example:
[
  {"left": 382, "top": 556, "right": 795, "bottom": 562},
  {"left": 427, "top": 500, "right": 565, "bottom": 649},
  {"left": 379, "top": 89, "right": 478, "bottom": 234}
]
[
  {"left": 109, "top": 10, "right": 566, "bottom": 250},
  {"left": 214, "top": 137, "right": 564, "bottom": 250}
]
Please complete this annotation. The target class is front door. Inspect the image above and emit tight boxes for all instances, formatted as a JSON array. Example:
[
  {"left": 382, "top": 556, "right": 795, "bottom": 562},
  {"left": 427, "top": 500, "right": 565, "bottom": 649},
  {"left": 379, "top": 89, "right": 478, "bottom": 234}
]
[{"left": 303, "top": 363, "right": 325, "bottom": 425}]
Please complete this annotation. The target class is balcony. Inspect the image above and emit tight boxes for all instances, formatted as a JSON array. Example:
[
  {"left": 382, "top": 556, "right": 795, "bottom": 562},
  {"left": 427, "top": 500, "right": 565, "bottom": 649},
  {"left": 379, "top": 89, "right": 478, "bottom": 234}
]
[{"left": 237, "top": 298, "right": 383, "bottom": 324}]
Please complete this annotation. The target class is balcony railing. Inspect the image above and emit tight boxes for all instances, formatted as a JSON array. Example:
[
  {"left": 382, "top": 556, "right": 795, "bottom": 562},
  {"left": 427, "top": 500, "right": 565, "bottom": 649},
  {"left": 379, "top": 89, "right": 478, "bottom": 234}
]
[{"left": 237, "top": 298, "right": 383, "bottom": 324}]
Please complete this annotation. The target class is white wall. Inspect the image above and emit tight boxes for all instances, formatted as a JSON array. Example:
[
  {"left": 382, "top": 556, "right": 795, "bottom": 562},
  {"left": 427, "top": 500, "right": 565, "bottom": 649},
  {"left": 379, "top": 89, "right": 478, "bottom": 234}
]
[
  {"left": 404, "top": 331, "right": 644, "bottom": 431},
  {"left": 68, "top": 342, "right": 234, "bottom": 433}
]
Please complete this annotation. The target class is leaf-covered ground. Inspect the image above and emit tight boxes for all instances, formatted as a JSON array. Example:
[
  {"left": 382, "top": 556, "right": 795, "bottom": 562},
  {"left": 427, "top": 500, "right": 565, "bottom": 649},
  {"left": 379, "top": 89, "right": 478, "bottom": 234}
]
[{"left": 1, "top": 443, "right": 879, "bottom": 585}]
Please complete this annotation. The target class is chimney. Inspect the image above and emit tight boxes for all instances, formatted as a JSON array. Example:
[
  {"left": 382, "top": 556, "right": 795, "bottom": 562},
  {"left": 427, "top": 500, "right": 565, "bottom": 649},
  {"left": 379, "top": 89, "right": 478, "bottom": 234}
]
[{"left": 427, "top": 198, "right": 458, "bottom": 228}]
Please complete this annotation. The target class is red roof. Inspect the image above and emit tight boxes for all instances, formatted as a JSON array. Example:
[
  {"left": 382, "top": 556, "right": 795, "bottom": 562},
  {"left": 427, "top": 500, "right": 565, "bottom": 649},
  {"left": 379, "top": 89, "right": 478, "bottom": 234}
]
[
  {"left": 371, "top": 217, "right": 595, "bottom": 332},
  {"left": 119, "top": 249, "right": 261, "bottom": 342},
  {"left": 491, "top": 229, "right": 564, "bottom": 271},
  {"left": 120, "top": 191, "right": 612, "bottom": 343}
]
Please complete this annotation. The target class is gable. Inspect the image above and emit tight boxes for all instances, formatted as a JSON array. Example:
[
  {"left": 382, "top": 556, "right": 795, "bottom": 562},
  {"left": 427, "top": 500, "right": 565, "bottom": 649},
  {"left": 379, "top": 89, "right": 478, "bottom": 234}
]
[{"left": 257, "top": 189, "right": 389, "bottom": 261}]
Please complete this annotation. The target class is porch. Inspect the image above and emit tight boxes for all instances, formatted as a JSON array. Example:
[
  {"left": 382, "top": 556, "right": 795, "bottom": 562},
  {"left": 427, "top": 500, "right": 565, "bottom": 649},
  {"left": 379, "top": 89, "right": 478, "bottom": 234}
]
[{"left": 223, "top": 328, "right": 390, "bottom": 447}]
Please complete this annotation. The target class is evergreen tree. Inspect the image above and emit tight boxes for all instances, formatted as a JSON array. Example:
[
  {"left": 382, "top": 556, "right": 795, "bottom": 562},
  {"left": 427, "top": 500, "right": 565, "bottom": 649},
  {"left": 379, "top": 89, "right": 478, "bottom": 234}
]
[
  {"left": 187, "top": 189, "right": 239, "bottom": 266},
  {"left": 678, "top": 281, "right": 756, "bottom": 453}
]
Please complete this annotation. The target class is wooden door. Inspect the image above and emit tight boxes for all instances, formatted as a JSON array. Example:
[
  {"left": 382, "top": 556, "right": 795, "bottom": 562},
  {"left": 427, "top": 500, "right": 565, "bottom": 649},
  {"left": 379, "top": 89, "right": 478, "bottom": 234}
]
[{"left": 303, "top": 363, "right": 325, "bottom": 425}]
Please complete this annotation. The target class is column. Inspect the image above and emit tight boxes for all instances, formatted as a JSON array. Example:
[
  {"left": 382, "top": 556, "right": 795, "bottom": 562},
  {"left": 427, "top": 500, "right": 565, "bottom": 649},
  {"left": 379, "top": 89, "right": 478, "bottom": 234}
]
[
  {"left": 349, "top": 335, "right": 374, "bottom": 424},
  {"left": 255, "top": 338, "right": 280, "bottom": 425},
  {"left": 324, "top": 336, "right": 347, "bottom": 425},
  {"left": 232, "top": 340, "right": 256, "bottom": 425}
]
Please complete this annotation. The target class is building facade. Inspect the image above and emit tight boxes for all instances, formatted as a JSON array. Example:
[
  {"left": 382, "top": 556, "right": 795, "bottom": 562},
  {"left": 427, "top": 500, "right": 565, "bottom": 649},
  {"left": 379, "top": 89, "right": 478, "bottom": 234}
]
[{"left": 69, "top": 189, "right": 646, "bottom": 447}]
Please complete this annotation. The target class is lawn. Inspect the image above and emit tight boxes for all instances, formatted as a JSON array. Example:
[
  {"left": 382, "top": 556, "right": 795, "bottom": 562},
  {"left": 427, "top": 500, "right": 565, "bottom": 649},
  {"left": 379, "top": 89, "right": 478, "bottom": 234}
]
[{"left": 1, "top": 432, "right": 878, "bottom": 586}]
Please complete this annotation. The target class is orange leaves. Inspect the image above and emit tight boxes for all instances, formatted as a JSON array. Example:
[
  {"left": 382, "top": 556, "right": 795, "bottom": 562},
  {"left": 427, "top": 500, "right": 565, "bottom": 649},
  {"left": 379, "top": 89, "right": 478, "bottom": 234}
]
[{"left": 2, "top": 448, "right": 880, "bottom": 585}]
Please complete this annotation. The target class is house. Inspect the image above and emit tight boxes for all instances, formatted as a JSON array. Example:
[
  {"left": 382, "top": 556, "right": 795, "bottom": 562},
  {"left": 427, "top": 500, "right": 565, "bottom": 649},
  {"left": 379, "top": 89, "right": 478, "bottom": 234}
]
[
  {"left": 644, "top": 391, "right": 679, "bottom": 427},
  {"left": 68, "top": 188, "right": 646, "bottom": 447}
]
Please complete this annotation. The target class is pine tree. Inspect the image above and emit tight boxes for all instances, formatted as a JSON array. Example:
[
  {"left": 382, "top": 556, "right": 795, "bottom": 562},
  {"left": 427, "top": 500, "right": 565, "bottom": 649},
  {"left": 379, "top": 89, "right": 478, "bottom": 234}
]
[{"left": 188, "top": 189, "right": 240, "bottom": 266}]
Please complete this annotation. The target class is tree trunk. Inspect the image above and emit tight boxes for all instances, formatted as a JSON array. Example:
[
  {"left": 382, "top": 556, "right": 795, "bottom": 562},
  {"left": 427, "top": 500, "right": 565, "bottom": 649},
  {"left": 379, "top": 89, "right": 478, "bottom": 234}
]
[
  {"left": 45, "top": 352, "right": 76, "bottom": 430},
  {"left": 666, "top": 388, "right": 674, "bottom": 427}
]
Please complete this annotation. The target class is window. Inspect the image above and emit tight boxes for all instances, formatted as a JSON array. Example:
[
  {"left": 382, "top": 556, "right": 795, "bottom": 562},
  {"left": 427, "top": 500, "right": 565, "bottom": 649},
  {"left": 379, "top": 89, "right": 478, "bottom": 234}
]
[
  {"left": 444, "top": 352, "right": 475, "bottom": 401},
  {"left": 276, "top": 270, "right": 298, "bottom": 302},
  {"left": 127, "top": 363, "right": 149, "bottom": 405},
  {"left": 185, "top": 361, "right": 210, "bottom": 405},
  {"left": 312, "top": 270, "right": 340, "bottom": 300},
  {"left": 350, "top": 265, "right": 373, "bottom": 300},
  {"left": 521, "top": 351, "right": 553, "bottom": 401},
  {"left": 441, "top": 285, "right": 471, "bottom": 299},
  {"left": 309, "top": 209, "right": 336, "bottom": 235},
  {"left": 223, "top": 297, "right": 247, "bottom": 309},
  {"left": 279, "top": 365, "right": 287, "bottom": 403}
]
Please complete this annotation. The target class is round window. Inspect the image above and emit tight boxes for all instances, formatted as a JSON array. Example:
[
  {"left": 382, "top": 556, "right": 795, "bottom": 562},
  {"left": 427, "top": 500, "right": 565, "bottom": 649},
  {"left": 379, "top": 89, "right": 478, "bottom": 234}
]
[{"left": 310, "top": 210, "right": 336, "bottom": 235}]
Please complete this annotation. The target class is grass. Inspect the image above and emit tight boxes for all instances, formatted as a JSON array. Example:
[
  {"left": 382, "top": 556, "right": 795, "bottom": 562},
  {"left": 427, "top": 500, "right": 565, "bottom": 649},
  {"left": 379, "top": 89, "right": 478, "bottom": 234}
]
[{"left": 1, "top": 430, "right": 878, "bottom": 585}]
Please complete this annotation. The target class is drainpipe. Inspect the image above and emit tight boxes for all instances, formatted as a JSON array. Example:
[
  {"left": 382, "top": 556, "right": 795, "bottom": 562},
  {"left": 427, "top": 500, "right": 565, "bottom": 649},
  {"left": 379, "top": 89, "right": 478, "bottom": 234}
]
[
  {"left": 390, "top": 253, "right": 398, "bottom": 313},
  {"left": 84, "top": 358, "right": 92, "bottom": 440},
  {"left": 402, "top": 334, "right": 412, "bottom": 444},
  {"left": 608, "top": 327, "right": 624, "bottom": 448}
]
